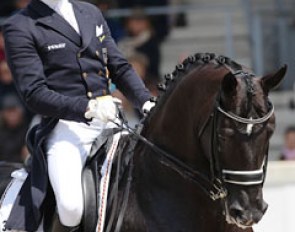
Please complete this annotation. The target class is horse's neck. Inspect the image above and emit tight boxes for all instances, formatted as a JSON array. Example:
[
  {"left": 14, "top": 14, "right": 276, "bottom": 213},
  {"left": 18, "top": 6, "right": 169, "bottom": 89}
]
[
  {"left": 122, "top": 64, "right": 255, "bottom": 231},
  {"left": 130, "top": 147, "right": 253, "bottom": 231},
  {"left": 144, "top": 66, "right": 225, "bottom": 166},
  {"left": 128, "top": 66, "right": 232, "bottom": 230}
]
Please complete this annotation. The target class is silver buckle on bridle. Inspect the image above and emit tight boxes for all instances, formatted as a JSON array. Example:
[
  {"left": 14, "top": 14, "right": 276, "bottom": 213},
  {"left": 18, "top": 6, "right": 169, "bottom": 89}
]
[{"left": 210, "top": 179, "right": 228, "bottom": 201}]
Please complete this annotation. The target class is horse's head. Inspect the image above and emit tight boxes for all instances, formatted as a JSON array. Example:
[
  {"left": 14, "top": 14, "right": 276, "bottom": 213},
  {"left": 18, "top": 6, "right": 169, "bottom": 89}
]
[
  {"left": 144, "top": 54, "right": 287, "bottom": 230},
  {"left": 216, "top": 65, "right": 287, "bottom": 228}
]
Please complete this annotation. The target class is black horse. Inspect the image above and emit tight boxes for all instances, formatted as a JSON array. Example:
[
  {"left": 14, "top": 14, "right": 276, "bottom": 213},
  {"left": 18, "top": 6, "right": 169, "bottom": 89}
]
[
  {"left": 0, "top": 53, "right": 286, "bottom": 232},
  {"left": 104, "top": 53, "right": 286, "bottom": 232}
]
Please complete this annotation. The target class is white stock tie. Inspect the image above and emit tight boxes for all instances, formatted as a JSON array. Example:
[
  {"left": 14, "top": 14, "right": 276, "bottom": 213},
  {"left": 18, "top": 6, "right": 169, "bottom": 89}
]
[{"left": 41, "top": 0, "right": 80, "bottom": 34}]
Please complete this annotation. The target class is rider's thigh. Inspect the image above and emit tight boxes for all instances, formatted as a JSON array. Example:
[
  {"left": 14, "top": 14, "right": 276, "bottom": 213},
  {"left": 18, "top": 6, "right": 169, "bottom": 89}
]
[
  {"left": 45, "top": 119, "right": 106, "bottom": 226},
  {"left": 47, "top": 140, "right": 85, "bottom": 226}
]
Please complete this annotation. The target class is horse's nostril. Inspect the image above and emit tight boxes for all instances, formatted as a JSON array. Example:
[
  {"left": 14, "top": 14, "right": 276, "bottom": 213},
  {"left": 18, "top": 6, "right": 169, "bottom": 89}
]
[
  {"left": 229, "top": 206, "right": 244, "bottom": 219},
  {"left": 229, "top": 201, "right": 268, "bottom": 226}
]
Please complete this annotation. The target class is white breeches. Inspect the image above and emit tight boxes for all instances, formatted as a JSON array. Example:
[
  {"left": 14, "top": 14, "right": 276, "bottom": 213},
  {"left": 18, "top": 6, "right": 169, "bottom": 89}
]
[{"left": 46, "top": 119, "right": 114, "bottom": 227}]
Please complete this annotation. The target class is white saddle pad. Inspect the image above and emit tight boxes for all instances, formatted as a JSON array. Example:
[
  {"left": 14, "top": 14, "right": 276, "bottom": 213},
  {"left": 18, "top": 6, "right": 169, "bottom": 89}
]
[{"left": 0, "top": 169, "right": 28, "bottom": 232}]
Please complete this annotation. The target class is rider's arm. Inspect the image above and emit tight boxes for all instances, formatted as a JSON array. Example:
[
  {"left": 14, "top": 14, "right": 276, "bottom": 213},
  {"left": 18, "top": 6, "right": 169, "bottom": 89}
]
[
  {"left": 3, "top": 17, "right": 89, "bottom": 123},
  {"left": 95, "top": 9, "right": 152, "bottom": 109}
]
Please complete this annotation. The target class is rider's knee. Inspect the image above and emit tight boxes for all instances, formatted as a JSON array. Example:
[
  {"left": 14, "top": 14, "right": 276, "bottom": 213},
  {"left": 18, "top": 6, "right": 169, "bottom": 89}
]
[{"left": 58, "top": 198, "right": 83, "bottom": 227}]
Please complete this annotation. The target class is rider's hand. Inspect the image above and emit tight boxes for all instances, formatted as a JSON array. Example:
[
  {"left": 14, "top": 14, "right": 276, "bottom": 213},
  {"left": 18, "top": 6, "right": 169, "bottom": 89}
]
[
  {"left": 142, "top": 100, "right": 156, "bottom": 115},
  {"left": 84, "top": 96, "right": 118, "bottom": 123}
]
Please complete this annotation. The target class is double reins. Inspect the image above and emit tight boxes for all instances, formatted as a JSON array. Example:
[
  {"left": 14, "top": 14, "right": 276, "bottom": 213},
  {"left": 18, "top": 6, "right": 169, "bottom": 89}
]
[
  {"left": 111, "top": 110, "right": 226, "bottom": 201},
  {"left": 108, "top": 66, "right": 274, "bottom": 231},
  {"left": 112, "top": 70, "right": 274, "bottom": 203}
]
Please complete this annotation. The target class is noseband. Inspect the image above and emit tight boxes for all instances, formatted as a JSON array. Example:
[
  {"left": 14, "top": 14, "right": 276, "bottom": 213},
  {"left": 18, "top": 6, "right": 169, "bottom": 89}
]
[
  {"left": 155, "top": 69, "right": 273, "bottom": 200},
  {"left": 210, "top": 104, "right": 273, "bottom": 188},
  {"left": 217, "top": 102, "right": 273, "bottom": 186},
  {"left": 211, "top": 70, "right": 274, "bottom": 188},
  {"left": 114, "top": 70, "right": 273, "bottom": 202}
]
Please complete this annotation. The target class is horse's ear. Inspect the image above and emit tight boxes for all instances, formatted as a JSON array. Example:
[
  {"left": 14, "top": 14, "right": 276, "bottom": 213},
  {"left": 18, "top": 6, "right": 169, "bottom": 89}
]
[
  {"left": 222, "top": 72, "right": 238, "bottom": 95},
  {"left": 261, "top": 65, "right": 287, "bottom": 92}
]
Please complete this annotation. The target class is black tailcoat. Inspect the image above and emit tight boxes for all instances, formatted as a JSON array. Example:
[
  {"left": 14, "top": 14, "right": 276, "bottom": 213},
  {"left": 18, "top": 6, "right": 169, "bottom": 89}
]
[{"left": 3, "top": 0, "right": 150, "bottom": 230}]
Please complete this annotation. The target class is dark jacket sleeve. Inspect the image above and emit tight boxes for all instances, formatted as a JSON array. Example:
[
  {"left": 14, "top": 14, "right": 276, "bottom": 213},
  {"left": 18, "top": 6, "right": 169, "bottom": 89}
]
[
  {"left": 98, "top": 10, "right": 152, "bottom": 109},
  {"left": 3, "top": 18, "right": 89, "bottom": 123}
]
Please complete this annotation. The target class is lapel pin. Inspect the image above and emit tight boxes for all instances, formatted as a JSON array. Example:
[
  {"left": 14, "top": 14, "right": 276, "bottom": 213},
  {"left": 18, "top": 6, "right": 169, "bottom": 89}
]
[
  {"left": 99, "top": 35, "right": 106, "bottom": 43},
  {"left": 96, "top": 25, "right": 103, "bottom": 37}
]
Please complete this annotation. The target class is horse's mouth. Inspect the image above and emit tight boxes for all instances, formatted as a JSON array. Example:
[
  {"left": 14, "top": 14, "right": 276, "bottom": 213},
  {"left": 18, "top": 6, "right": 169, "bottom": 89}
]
[{"left": 225, "top": 215, "right": 255, "bottom": 229}]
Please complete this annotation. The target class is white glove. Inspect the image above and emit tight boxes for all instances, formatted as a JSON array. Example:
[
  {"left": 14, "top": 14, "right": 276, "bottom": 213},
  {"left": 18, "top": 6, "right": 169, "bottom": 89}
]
[
  {"left": 85, "top": 96, "right": 118, "bottom": 123},
  {"left": 142, "top": 100, "right": 156, "bottom": 114}
]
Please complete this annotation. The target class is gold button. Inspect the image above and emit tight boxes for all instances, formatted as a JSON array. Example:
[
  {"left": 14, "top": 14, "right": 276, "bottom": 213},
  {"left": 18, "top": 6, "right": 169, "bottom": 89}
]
[
  {"left": 77, "top": 52, "right": 81, "bottom": 58},
  {"left": 82, "top": 72, "right": 88, "bottom": 78},
  {"left": 98, "top": 70, "right": 103, "bottom": 76},
  {"left": 87, "top": 92, "right": 93, "bottom": 98},
  {"left": 96, "top": 50, "right": 100, "bottom": 57}
]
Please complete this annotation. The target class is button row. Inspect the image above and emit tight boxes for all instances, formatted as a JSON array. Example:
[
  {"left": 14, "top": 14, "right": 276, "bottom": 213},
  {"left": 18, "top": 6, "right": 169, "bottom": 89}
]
[
  {"left": 87, "top": 92, "right": 93, "bottom": 98},
  {"left": 82, "top": 72, "right": 88, "bottom": 78}
]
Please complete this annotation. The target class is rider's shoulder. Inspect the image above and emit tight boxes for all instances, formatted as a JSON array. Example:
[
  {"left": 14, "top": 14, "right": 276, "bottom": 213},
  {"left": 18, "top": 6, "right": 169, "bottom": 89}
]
[
  {"left": 3, "top": 7, "right": 35, "bottom": 34},
  {"left": 3, "top": 9, "right": 30, "bottom": 26}
]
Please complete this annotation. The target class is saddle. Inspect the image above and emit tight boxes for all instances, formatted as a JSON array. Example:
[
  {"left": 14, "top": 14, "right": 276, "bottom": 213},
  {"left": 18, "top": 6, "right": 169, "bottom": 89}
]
[
  {"left": 81, "top": 128, "right": 133, "bottom": 232},
  {"left": 1, "top": 123, "right": 135, "bottom": 232}
]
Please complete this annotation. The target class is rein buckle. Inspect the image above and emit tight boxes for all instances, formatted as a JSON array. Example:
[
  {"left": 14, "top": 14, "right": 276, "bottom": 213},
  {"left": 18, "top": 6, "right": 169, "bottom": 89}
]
[{"left": 210, "top": 179, "right": 227, "bottom": 201}]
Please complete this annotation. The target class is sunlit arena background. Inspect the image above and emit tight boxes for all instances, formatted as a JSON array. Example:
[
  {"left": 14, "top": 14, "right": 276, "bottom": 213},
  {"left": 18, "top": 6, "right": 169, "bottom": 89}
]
[{"left": 0, "top": 0, "right": 295, "bottom": 231}]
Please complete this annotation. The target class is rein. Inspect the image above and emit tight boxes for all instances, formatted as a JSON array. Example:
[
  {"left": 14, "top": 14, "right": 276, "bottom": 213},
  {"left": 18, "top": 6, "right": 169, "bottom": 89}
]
[
  {"left": 111, "top": 71, "right": 274, "bottom": 201},
  {"left": 111, "top": 117, "right": 225, "bottom": 201},
  {"left": 108, "top": 65, "right": 274, "bottom": 231}
]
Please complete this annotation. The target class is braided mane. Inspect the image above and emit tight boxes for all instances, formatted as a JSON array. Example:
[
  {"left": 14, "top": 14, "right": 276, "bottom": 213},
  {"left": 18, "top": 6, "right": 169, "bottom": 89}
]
[{"left": 146, "top": 53, "right": 243, "bottom": 118}]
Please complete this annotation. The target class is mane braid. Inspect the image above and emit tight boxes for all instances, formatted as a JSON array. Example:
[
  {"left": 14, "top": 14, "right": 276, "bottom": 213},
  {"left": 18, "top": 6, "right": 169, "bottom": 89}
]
[
  {"left": 244, "top": 74, "right": 255, "bottom": 116},
  {"left": 144, "top": 53, "right": 244, "bottom": 123}
]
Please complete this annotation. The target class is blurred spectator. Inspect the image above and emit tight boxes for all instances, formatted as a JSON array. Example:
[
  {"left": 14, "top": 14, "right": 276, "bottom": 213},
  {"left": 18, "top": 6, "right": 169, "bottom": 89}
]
[
  {"left": 280, "top": 127, "right": 295, "bottom": 160},
  {"left": 0, "top": 0, "right": 15, "bottom": 17},
  {"left": 127, "top": 52, "right": 159, "bottom": 96},
  {"left": 14, "top": 0, "right": 31, "bottom": 10},
  {"left": 112, "top": 52, "right": 158, "bottom": 126},
  {"left": 0, "top": 27, "right": 5, "bottom": 62},
  {"left": 96, "top": 0, "right": 125, "bottom": 42},
  {"left": 0, "top": 60, "right": 18, "bottom": 102},
  {"left": 0, "top": 0, "right": 30, "bottom": 16},
  {"left": 0, "top": 60, "right": 19, "bottom": 107},
  {"left": 0, "top": 94, "right": 29, "bottom": 163},
  {"left": 118, "top": 8, "right": 161, "bottom": 81},
  {"left": 117, "top": 0, "right": 170, "bottom": 42},
  {"left": 0, "top": 60, "right": 33, "bottom": 121},
  {"left": 170, "top": 0, "right": 188, "bottom": 27}
]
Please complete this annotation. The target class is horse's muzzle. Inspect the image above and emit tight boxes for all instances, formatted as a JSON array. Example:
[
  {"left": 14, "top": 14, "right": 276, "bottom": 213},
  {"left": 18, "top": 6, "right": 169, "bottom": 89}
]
[{"left": 228, "top": 200, "right": 268, "bottom": 227}]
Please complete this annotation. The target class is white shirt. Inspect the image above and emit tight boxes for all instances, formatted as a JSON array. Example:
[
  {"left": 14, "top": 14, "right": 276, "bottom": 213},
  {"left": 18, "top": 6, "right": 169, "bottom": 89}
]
[{"left": 41, "top": 0, "right": 80, "bottom": 34}]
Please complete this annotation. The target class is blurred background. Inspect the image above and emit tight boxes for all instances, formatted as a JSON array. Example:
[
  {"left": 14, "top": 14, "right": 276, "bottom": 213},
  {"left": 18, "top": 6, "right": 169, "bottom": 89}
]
[{"left": 0, "top": 0, "right": 294, "bottom": 231}]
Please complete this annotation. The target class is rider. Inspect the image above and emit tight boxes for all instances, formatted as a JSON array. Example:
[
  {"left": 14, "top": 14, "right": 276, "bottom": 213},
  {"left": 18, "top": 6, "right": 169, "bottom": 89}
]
[{"left": 3, "top": 0, "right": 154, "bottom": 231}]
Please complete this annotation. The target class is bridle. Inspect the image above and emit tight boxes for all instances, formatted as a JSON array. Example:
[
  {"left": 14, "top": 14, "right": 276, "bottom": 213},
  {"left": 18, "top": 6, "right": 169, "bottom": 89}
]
[
  {"left": 204, "top": 69, "right": 274, "bottom": 199},
  {"left": 215, "top": 70, "right": 274, "bottom": 188},
  {"left": 113, "top": 70, "right": 274, "bottom": 202},
  {"left": 217, "top": 101, "right": 274, "bottom": 186},
  {"left": 109, "top": 68, "right": 274, "bottom": 231}
]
